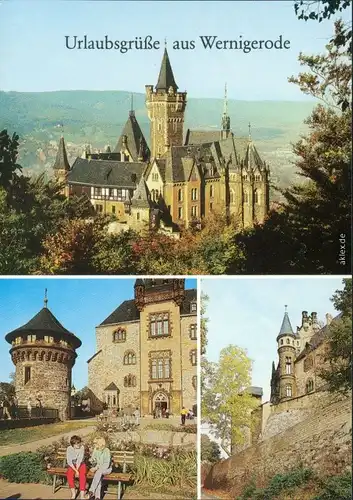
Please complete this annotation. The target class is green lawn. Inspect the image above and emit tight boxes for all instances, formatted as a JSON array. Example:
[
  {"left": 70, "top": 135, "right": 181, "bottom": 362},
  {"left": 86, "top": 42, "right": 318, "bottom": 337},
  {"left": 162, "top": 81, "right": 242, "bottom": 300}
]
[{"left": 0, "top": 420, "right": 95, "bottom": 446}]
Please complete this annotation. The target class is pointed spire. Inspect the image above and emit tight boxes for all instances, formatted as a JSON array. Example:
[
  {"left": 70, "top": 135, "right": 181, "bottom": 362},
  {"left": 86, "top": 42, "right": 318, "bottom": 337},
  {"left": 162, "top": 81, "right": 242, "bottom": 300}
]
[
  {"left": 155, "top": 48, "right": 178, "bottom": 91},
  {"left": 271, "top": 361, "right": 276, "bottom": 375},
  {"left": 44, "top": 289, "right": 48, "bottom": 308},
  {"left": 248, "top": 122, "right": 252, "bottom": 141},
  {"left": 223, "top": 83, "right": 228, "bottom": 116},
  {"left": 278, "top": 306, "right": 295, "bottom": 338},
  {"left": 129, "top": 93, "right": 135, "bottom": 117},
  {"left": 53, "top": 136, "right": 70, "bottom": 171},
  {"left": 221, "top": 83, "right": 231, "bottom": 138}
]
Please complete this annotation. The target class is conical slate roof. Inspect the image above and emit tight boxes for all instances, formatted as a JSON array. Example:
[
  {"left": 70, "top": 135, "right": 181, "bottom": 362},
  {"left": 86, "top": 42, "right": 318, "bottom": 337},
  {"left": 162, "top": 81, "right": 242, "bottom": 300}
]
[
  {"left": 5, "top": 307, "right": 81, "bottom": 348},
  {"left": 155, "top": 48, "right": 178, "bottom": 91},
  {"left": 277, "top": 311, "right": 298, "bottom": 340},
  {"left": 113, "top": 111, "right": 150, "bottom": 161},
  {"left": 53, "top": 137, "right": 70, "bottom": 171}
]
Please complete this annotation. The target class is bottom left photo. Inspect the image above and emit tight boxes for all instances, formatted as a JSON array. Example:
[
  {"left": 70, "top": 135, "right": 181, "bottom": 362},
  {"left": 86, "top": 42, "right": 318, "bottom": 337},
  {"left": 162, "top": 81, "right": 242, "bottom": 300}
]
[{"left": 0, "top": 278, "right": 198, "bottom": 500}]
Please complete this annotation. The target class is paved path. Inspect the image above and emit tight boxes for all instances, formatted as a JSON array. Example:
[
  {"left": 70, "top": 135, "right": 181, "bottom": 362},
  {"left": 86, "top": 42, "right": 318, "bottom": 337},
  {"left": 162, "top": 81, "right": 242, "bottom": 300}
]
[{"left": 0, "top": 424, "right": 96, "bottom": 457}]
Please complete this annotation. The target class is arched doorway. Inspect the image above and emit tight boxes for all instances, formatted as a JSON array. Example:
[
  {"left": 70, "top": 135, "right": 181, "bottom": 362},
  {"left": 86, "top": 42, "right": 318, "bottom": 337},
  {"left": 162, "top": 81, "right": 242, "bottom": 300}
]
[{"left": 152, "top": 392, "right": 169, "bottom": 415}]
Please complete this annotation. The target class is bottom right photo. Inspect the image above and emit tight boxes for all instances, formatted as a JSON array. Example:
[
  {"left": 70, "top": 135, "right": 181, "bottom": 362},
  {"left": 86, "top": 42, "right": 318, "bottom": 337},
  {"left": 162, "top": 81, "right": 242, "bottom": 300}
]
[{"left": 200, "top": 277, "right": 352, "bottom": 500}]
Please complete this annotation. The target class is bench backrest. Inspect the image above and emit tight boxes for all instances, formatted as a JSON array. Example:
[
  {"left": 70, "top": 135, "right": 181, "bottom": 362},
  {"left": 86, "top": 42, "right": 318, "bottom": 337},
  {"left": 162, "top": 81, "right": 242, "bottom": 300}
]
[{"left": 57, "top": 448, "right": 135, "bottom": 468}]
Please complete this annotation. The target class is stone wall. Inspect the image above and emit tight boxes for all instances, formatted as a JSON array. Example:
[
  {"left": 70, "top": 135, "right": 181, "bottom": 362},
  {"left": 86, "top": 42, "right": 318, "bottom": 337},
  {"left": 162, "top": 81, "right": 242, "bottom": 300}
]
[
  {"left": 88, "top": 320, "right": 140, "bottom": 411},
  {"left": 180, "top": 315, "right": 197, "bottom": 412},
  {"left": 15, "top": 358, "right": 71, "bottom": 421},
  {"left": 204, "top": 394, "right": 352, "bottom": 497}
]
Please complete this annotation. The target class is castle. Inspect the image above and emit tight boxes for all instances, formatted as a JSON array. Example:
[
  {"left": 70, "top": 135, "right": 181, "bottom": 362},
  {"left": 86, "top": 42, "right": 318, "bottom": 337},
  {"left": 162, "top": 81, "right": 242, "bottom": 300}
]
[
  {"left": 5, "top": 294, "right": 81, "bottom": 421},
  {"left": 53, "top": 48, "right": 270, "bottom": 231},
  {"left": 270, "top": 307, "right": 339, "bottom": 403},
  {"left": 87, "top": 279, "right": 197, "bottom": 415}
]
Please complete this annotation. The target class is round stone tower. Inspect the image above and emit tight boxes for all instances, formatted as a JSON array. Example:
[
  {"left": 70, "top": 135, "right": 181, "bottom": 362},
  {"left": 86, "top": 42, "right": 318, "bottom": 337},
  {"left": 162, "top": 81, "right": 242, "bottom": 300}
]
[
  {"left": 5, "top": 294, "right": 81, "bottom": 420},
  {"left": 276, "top": 306, "right": 298, "bottom": 401}
]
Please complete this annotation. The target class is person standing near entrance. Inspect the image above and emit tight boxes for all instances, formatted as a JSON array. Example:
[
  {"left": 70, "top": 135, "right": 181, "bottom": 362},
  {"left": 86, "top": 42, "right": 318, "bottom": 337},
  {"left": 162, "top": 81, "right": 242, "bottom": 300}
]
[
  {"left": 2, "top": 397, "right": 11, "bottom": 420},
  {"left": 27, "top": 398, "right": 32, "bottom": 418},
  {"left": 181, "top": 406, "right": 188, "bottom": 425},
  {"left": 133, "top": 407, "right": 140, "bottom": 426}
]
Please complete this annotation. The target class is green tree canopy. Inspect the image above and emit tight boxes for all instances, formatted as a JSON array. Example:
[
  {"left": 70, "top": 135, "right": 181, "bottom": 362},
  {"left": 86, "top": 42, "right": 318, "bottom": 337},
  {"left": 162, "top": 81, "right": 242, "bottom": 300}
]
[
  {"left": 201, "top": 346, "right": 259, "bottom": 457},
  {"left": 319, "top": 278, "right": 352, "bottom": 393}
]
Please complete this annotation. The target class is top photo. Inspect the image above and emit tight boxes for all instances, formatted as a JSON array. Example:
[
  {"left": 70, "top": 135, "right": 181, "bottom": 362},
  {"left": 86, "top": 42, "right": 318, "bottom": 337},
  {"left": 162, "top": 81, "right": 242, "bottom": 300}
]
[{"left": 0, "top": 0, "right": 351, "bottom": 276}]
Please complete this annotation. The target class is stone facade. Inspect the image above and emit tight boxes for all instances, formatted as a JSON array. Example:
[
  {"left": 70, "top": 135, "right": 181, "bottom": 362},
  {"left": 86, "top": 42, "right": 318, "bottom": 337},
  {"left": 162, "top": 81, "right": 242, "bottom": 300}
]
[
  {"left": 270, "top": 309, "right": 337, "bottom": 403},
  {"left": 88, "top": 280, "right": 197, "bottom": 416},
  {"left": 204, "top": 394, "right": 352, "bottom": 497},
  {"left": 56, "top": 49, "right": 270, "bottom": 233},
  {"left": 5, "top": 304, "right": 81, "bottom": 421}
]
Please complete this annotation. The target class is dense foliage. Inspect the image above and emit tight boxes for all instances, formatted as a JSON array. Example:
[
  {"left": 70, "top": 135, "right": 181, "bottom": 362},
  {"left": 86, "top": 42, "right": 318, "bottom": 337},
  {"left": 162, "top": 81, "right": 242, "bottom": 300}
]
[
  {"left": 202, "top": 346, "right": 259, "bottom": 456},
  {"left": 238, "top": 468, "right": 352, "bottom": 500},
  {"left": 201, "top": 434, "right": 221, "bottom": 464},
  {"left": 319, "top": 278, "right": 352, "bottom": 393},
  {"left": 0, "top": 452, "right": 50, "bottom": 484}
]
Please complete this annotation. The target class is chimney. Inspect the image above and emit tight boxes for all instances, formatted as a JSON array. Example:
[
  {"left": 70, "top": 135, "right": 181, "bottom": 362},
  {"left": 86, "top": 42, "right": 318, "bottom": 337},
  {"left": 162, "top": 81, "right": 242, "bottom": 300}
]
[
  {"left": 326, "top": 313, "right": 333, "bottom": 326},
  {"left": 311, "top": 312, "right": 317, "bottom": 323}
]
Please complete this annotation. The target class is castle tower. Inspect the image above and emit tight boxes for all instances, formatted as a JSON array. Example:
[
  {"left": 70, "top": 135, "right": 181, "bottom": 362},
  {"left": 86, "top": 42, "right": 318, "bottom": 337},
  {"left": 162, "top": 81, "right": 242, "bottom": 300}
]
[
  {"left": 53, "top": 136, "right": 70, "bottom": 196},
  {"left": 145, "top": 48, "right": 187, "bottom": 158},
  {"left": 221, "top": 83, "right": 231, "bottom": 140},
  {"left": 276, "top": 306, "right": 298, "bottom": 401},
  {"left": 5, "top": 292, "right": 81, "bottom": 420}
]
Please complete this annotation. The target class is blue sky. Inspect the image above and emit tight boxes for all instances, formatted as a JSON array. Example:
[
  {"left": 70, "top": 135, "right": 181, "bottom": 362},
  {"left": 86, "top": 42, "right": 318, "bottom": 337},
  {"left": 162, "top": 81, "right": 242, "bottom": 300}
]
[
  {"left": 0, "top": 0, "right": 350, "bottom": 99},
  {"left": 201, "top": 277, "right": 346, "bottom": 402},
  {"left": 0, "top": 278, "right": 197, "bottom": 389}
]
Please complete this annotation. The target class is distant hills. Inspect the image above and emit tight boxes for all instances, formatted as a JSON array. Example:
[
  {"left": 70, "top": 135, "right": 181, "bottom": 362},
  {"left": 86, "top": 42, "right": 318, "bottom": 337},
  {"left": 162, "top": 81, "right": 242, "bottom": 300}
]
[{"left": 0, "top": 90, "right": 316, "bottom": 189}]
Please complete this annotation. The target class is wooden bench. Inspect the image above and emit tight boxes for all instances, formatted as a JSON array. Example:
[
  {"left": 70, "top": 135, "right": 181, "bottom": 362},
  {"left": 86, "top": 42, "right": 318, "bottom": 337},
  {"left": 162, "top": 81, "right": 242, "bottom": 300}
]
[{"left": 47, "top": 448, "right": 134, "bottom": 499}]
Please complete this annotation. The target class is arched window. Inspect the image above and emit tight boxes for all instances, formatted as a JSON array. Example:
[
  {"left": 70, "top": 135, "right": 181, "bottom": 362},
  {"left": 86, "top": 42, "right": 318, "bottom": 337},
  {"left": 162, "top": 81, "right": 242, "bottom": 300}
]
[
  {"left": 254, "top": 190, "right": 259, "bottom": 204},
  {"left": 280, "top": 339, "right": 284, "bottom": 345},
  {"left": 190, "top": 349, "right": 197, "bottom": 366},
  {"left": 244, "top": 191, "right": 249, "bottom": 203},
  {"left": 255, "top": 174, "right": 261, "bottom": 182},
  {"left": 210, "top": 185, "right": 214, "bottom": 198},
  {"left": 306, "top": 379, "right": 314, "bottom": 393},
  {"left": 230, "top": 189, "right": 235, "bottom": 204},
  {"left": 113, "top": 328, "right": 126, "bottom": 343},
  {"left": 286, "top": 384, "right": 292, "bottom": 397},
  {"left": 123, "top": 351, "right": 136, "bottom": 365},
  {"left": 192, "top": 375, "right": 197, "bottom": 389},
  {"left": 304, "top": 356, "right": 313, "bottom": 372},
  {"left": 124, "top": 374, "right": 136, "bottom": 387},
  {"left": 285, "top": 357, "right": 292, "bottom": 375},
  {"left": 178, "top": 189, "right": 183, "bottom": 202}
]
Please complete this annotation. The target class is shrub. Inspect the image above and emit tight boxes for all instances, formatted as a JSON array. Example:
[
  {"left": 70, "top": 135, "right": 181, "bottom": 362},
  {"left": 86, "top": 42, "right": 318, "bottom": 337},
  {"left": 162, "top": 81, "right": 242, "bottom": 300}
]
[
  {"left": 0, "top": 452, "right": 50, "bottom": 484},
  {"left": 238, "top": 467, "right": 313, "bottom": 499},
  {"left": 132, "top": 450, "right": 196, "bottom": 490},
  {"left": 144, "top": 422, "right": 197, "bottom": 433},
  {"left": 314, "top": 472, "right": 352, "bottom": 500},
  {"left": 201, "top": 434, "right": 221, "bottom": 464}
]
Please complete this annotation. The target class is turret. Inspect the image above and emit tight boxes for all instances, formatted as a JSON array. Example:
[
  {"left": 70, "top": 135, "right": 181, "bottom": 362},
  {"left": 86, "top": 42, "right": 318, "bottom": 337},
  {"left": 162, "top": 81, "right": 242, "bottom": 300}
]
[
  {"left": 5, "top": 291, "right": 81, "bottom": 420},
  {"left": 145, "top": 48, "right": 187, "bottom": 158},
  {"left": 276, "top": 306, "right": 298, "bottom": 401}
]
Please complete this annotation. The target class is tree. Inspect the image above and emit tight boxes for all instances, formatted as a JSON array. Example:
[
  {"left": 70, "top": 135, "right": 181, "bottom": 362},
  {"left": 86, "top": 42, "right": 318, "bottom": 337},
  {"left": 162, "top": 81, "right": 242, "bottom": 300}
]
[
  {"left": 201, "top": 346, "right": 259, "bottom": 457},
  {"left": 237, "top": 21, "right": 351, "bottom": 274},
  {"left": 201, "top": 434, "right": 221, "bottom": 463},
  {"left": 201, "top": 293, "right": 209, "bottom": 355},
  {"left": 0, "top": 130, "right": 22, "bottom": 190},
  {"left": 319, "top": 278, "right": 352, "bottom": 393},
  {"left": 38, "top": 218, "right": 107, "bottom": 274},
  {"left": 294, "top": 1, "right": 352, "bottom": 57}
]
